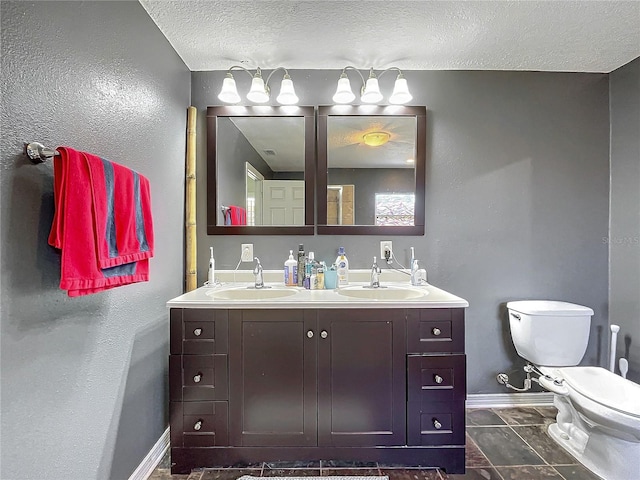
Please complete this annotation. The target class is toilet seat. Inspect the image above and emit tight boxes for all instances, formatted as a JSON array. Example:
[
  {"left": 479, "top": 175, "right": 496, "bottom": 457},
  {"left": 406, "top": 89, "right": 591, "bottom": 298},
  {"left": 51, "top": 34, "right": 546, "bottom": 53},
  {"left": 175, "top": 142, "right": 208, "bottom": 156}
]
[{"left": 557, "top": 366, "right": 640, "bottom": 419}]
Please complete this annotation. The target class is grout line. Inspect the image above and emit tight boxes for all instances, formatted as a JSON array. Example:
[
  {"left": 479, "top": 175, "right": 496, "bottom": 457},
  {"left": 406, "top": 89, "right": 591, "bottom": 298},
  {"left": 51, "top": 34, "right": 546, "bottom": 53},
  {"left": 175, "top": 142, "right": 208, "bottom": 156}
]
[
  {"left": 507, "top": 424, "right": 550, "bottom": 467},
  {"left": 465, "top": 433, "right": 507, "bottom": 480}
]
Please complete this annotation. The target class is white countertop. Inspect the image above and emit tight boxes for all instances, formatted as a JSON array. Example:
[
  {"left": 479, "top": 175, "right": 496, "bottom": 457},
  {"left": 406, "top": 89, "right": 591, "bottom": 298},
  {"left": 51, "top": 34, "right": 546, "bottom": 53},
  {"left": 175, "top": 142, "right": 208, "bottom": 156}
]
[{"left": 167, "top": 270, "right": 468, "bottom": 309}]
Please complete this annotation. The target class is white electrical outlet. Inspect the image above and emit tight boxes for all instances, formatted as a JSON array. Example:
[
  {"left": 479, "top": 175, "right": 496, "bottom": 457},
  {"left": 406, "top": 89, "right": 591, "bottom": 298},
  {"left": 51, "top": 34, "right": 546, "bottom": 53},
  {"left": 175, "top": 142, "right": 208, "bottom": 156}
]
[
  {"left": 380, "top": 240, "right": 393, "bottom": 262},
  {"left": 241, "top": 244, "right": 254, "bottom": 262}
]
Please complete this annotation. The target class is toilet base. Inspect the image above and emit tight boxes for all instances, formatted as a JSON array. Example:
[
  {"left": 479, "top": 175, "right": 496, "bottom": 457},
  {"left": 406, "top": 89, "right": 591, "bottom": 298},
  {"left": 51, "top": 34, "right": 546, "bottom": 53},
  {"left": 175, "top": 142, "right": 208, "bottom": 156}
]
[{"left": 548, "top": 395, "right": 640, "bottom": 480}]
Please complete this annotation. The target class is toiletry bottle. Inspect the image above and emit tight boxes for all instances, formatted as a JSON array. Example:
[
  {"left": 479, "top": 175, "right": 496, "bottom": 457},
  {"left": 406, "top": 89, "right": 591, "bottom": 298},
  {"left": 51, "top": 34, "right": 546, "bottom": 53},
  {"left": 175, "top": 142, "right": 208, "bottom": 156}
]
[
  {"left": 284, "top": 250, "right": 297, "bottom": 286},
  {"left": 304, "top": 252, "right": 315, "bottom": 289},
  {"left": 297, "top": 244, "right": 305, "bottom": 287},
  {"left": 208, "top": 247, "right": 215, "bottom": 286},
  {"left": 317, "top": 262, "right": 325, "bottom": 289},
  {"left": 335, "top": 247, "right": 349, "bottom": 285},
  {"left": 310, "top": 264, "right": 318, "bottom": 290}
]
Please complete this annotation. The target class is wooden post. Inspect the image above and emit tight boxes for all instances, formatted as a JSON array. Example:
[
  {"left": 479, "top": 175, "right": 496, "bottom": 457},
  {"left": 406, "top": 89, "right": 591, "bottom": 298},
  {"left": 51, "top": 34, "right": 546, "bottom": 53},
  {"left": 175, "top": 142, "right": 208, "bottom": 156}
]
[{"left": 185, "top": 106, "right": 197, "bottom": 292}]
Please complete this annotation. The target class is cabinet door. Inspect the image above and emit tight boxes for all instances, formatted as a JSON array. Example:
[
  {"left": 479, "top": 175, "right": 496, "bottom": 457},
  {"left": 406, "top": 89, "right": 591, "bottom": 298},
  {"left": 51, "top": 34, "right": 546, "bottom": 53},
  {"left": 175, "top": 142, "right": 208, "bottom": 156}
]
[
  {"left": 317, "top": 310, "right": 406, "bottom": 446},
  {"left": 229, "top": 310, "right": 317, "bottom": 446}
]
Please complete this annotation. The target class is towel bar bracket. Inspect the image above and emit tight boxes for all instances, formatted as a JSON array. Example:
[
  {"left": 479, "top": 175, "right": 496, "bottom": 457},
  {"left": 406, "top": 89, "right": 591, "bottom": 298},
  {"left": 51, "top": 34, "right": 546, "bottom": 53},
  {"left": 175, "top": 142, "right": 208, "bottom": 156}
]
[{"left": 24, "top": 142, "right": 58, "bottom": 164}]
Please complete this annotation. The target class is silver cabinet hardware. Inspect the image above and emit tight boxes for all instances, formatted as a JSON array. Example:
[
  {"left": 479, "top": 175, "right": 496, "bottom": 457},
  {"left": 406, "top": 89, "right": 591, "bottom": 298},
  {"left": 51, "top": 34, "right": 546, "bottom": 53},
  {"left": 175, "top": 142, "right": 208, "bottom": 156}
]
[
  {"left": 193, "top": 328, "right": 202, "bottom": 336},
  {"left": 433, "top": 419, "right": 442, "bottom": 430},
  {"left": 193, "top": 420, "right": 202, "bottom": 431},
  {"left": 320, "top": 330, "right": 328, "bottom": 339},
  {"left": 193, "top": 372, "right": 202, "bottom": 383},
  {"left": 432, "top": 327, "right": 441, "bottom": 336},
  {"left": 307, "top": 330, "right": 314, "bottom": 338},
  {"left": 434, "top": 375, "right": 444, "bottom": 384}
]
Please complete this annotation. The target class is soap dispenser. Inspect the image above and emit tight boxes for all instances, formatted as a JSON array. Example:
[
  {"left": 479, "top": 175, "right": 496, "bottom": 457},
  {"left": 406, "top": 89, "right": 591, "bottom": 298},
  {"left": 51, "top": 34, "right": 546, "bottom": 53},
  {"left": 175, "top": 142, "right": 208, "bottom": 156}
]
[{"left": 284, "top": 250, "right": 297, "bottom": 286}]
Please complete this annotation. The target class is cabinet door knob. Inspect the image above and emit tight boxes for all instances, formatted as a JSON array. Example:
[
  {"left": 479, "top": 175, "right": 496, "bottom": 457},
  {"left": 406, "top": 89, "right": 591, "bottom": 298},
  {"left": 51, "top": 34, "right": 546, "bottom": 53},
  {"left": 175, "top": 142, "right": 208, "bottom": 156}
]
[
  {"left": 193, "top": 372, "right": 202, "bottom": 383},
  {"left": 193, "top": 420, "right": 202, "bottom": 431},
  {"left": 320, "top": 330, "right": 328, "bottom": 339},
  {"left": 307, "top": 330, "right": 314, "bottom": 338},
  {"left": 434, "top": 375, "right": 444, "bottom": 384},
  {"left": 193, "top": 328, "right": 202, "bottom": 336},
  {"left": 432, "top": 327, "right": 441, "bottom": 336},
  {"left": 433, "top": 419, "right": 442, "bottom": 430}
]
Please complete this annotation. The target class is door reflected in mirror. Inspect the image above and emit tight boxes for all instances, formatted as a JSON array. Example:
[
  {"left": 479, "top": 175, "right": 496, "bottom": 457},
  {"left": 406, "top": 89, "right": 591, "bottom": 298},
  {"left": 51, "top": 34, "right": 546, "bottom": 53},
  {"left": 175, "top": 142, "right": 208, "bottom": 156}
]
[
  {"left": 207, "top": 106, "right": 315, "bottom": 235},
  {"left": 318, "top": 106, "right": 426, "bottom": 235}
]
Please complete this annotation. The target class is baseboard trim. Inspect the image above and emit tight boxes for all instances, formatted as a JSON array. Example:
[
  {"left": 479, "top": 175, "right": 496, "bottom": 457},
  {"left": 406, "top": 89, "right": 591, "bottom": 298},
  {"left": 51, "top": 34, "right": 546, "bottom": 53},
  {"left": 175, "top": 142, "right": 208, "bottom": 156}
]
[
  {"left": 129, "top": 426, "right": 170, "bottom": 480},
  {"left": 466, "top": 392, "right": 554, "bottom": 408}
]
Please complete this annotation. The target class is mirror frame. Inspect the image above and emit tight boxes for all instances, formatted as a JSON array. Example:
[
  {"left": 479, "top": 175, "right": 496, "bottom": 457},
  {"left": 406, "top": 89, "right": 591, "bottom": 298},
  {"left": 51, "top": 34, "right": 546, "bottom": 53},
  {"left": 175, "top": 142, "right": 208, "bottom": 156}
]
[
  {"left": 317, "top": 105, "right": 426, "bottom": 235},
  {"left": 207, "top": 106, "right": 315, "bottom": 235}
]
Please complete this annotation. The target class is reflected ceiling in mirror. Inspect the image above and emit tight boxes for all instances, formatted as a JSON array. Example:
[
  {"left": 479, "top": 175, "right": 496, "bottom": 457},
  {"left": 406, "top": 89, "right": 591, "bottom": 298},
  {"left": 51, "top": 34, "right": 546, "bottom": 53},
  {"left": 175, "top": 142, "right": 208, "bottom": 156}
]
[
  {"left": 207, "top": 106, "right": 315, "bottom": 235},
  {"left": 318, "top": 105, "right": 426, "bottom": 235}
]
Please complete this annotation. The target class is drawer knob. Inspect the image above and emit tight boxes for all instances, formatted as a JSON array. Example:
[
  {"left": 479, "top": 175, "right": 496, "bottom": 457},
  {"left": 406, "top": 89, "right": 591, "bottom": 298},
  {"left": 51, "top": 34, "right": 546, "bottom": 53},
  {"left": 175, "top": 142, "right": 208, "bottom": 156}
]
[
  {"left": 193, "top": 420, "right": 202, "bottom": 431},
  {"left": 434, "top": 375, "right": 444, "bottom": 384},
  {"left": 193, "top": 372, "right": 202, "bottom": 383},
  {"left": 193, "top": 328, "right": 202, "bottom": 336},
  {"left": 307, "top": 330, "right": 314, "bottom": 338},
  {"left": 432, "top": 327, "right": 442, "bottom": 336},
  {"left": 433, "top": 419, "right": 442, "bottom": 430},
  {"left": 320, "top": 330, "right": 328, "bottom": 339}
]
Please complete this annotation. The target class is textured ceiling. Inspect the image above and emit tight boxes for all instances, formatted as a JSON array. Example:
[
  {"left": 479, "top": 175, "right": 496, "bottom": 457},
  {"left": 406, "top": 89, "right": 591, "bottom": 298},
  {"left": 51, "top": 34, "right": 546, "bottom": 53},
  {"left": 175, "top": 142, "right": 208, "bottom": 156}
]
[{"left": 139, "top": 0, "right": 639, "bottom": 73}]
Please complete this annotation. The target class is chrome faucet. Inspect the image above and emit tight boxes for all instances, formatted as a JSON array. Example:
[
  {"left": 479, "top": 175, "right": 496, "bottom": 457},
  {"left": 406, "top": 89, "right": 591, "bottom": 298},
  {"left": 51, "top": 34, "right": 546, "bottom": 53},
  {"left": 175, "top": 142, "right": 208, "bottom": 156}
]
[
  {"left": 370, "top": 256, "right": 381, "bottom": 288},
  {"left": 253, "top": 257, "right": 264, "bottom": 288}
]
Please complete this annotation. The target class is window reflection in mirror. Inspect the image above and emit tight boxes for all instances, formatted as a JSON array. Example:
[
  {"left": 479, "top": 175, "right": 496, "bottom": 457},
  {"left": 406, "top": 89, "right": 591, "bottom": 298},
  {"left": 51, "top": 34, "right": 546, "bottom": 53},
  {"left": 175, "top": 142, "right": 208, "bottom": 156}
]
[
  {"left": 317, "top": 106, "right": 426, "bottom": 235},
  {"left": 207, "top": 106, "right": 315, "bottom": 235}
]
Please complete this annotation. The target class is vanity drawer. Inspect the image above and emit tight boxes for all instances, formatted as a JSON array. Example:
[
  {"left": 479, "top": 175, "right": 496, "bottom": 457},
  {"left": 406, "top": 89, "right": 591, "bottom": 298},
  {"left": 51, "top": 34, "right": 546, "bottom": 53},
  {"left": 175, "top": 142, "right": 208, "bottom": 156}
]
[
  {"left": 407, "top": 401, "right": 465, "bottom": 446},
  {"left": 170, "top": 401, "right": 228, "bottom": 447},
  {"left": 170, "top": 309, "right": 229, "bottom": 355},
  {"left": 407, "top": 354, "right": 466, "bottom": 403},
  {"left": 407, "top": 309, "right": 464, "bottom": 353},
  {"left": 170, "top": 354, "right": 229, "bottom": 401}
]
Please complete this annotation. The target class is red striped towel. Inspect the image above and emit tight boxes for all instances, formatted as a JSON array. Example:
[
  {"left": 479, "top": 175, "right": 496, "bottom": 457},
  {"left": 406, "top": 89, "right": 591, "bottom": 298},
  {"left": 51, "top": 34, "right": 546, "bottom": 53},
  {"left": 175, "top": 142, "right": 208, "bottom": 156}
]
[
  {"left": 48, "top": 146, "right": 154, "bottom": 296},
  {"left": 228, "top": 205, "right": 246, "bottom": 225}
]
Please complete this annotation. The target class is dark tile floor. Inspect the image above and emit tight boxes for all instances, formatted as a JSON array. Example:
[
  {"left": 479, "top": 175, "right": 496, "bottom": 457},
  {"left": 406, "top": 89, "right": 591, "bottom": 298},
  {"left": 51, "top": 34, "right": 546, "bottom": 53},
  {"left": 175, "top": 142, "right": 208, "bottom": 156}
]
[{"left": 149, "top": 407, "right": 602, "bottom": 480}]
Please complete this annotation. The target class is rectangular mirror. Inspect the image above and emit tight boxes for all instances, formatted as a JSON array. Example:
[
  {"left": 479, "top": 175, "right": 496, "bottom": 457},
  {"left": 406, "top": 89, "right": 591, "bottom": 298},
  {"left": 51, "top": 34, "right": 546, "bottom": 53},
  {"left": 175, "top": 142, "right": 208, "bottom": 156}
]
[
  {"left": 207, "top": 106, "right": 315, "bottom": 235},
  {"left": 317, "top": 105, "right": 426, "bottom": 235}
]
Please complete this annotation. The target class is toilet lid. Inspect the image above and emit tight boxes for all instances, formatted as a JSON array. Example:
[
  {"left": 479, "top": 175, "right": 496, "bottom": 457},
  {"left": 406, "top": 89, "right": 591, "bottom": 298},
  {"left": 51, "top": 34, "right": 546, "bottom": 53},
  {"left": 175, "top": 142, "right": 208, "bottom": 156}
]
[
  {"left": 559, "top": 367, "right": 640, "bottom": 418},
  {"left": 507, "top": 300, "right": 594, "bottom": 316}
]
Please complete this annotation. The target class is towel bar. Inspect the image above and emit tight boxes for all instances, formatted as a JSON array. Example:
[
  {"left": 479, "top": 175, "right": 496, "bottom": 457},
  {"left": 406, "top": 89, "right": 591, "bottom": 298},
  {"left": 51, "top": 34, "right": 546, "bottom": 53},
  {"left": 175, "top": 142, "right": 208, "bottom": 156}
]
[{"left": 24, "top": 142, "right": 59, "bottom": 163}]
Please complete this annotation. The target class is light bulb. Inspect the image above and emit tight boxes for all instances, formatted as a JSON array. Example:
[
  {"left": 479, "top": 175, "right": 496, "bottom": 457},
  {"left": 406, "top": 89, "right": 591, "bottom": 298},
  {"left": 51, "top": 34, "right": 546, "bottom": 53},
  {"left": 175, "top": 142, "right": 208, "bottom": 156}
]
[
  {"left": 217, "top": 73, "right": 241, "bottom": 103},
  {"left": 246, "top": 73, "right": 269, "bottom": 103},
  {"left": 389, "top": 74, "right": 412, "bottom": 104},
  {"left": 361, "top": 76, "right": 383, "bottom": 103},
  {"left": 276, "top": 74, "right": 299, "bottom": 105},
  {"left": 332, "top": 73, "right": 355, "bottom": 104}
]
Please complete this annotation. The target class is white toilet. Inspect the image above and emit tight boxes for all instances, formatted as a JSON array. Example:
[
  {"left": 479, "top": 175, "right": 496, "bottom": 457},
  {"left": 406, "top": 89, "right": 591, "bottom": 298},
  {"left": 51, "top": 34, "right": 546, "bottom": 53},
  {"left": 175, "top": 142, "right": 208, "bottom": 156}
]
[{"left": 507, "top": 300, "right": 640, "bottom": 480}]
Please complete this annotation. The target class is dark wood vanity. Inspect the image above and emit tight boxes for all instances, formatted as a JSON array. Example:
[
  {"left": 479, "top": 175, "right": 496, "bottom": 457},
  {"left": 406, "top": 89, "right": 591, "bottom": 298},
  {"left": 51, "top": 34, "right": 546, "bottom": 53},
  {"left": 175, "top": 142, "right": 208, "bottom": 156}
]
[{"left": 169, "top": 306, "right": 466, "bottom": 474}]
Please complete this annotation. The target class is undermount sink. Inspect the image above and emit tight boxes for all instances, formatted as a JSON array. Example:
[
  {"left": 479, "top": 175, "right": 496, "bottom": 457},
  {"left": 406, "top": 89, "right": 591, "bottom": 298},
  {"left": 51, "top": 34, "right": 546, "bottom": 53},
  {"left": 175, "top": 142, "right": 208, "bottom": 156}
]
[
  {"left": 337, "top": 285, "right": 427, "bottom": 300},
  {"left": 207, "top": 287, "right": 297, "bottom": 300}
]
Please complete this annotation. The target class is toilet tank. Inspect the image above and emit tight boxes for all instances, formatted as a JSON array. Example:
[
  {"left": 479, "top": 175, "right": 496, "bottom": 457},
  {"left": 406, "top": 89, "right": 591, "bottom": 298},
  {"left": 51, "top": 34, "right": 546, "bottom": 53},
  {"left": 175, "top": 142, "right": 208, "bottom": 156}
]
[{"left": 507, "top": 300, "right": 594, "bottom": 367}]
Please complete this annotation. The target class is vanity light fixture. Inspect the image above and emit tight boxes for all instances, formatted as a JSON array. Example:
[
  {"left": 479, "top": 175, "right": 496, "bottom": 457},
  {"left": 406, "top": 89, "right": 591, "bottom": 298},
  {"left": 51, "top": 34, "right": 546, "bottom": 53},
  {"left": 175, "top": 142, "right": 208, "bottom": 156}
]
[
  {"left": 218, "top": 66, "right": 299, "bottom": 105},
  {"left": 363, "top": 131, "right": 391, "bottom": 147},
  {"left": 332, "top": 66, "right": 413, "bottom": 105}
]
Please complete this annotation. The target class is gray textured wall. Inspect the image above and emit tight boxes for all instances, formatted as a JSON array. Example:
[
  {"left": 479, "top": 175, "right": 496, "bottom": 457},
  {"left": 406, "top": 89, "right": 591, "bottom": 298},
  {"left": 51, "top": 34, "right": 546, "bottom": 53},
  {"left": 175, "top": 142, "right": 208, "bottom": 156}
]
[
  {"left": 609, "top": 57, "right": 640, "bottom": 383},
  {"left": 0, "top": 2, "right": 190, "bottom": 479},
  {"left": 192, "top": 69, "right": 610, "bottom": 394}
]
